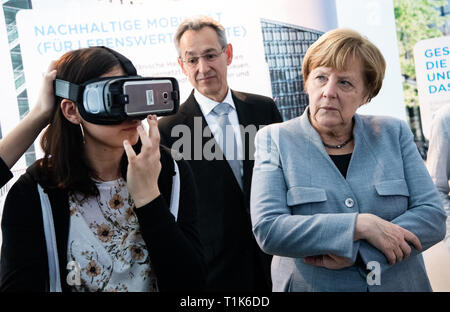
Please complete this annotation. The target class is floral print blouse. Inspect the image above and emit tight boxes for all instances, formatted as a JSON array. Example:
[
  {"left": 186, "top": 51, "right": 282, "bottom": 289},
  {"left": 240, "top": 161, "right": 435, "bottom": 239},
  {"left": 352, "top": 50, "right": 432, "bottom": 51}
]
[{"left": 67, "top": 178, "right": 158, "bottom": 292}]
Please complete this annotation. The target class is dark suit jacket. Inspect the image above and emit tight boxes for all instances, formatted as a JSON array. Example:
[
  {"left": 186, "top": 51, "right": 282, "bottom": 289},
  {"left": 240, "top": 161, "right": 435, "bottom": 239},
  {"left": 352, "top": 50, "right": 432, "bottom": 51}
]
[{"left": 158, "top": 89, "right": 282, "bottom": 291}]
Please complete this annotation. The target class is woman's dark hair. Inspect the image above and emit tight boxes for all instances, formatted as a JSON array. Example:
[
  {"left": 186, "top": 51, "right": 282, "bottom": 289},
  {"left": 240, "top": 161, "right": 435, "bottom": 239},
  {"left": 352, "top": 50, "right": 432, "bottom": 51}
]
[{"left": 40, "top": 47, "right": 129, "bottom": 196}]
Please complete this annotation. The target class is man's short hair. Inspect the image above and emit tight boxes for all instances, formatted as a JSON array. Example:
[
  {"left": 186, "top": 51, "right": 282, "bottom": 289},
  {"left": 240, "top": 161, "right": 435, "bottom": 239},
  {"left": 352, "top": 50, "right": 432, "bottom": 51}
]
[{"left": 174, "top": 15, "right": 228, "bottom": 56}]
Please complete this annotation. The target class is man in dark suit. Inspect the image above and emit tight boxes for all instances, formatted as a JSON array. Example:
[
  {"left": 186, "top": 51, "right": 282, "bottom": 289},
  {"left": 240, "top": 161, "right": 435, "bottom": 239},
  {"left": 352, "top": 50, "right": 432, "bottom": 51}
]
[{"left": 158, "top": 16, "right": 282, "bottom": 291}]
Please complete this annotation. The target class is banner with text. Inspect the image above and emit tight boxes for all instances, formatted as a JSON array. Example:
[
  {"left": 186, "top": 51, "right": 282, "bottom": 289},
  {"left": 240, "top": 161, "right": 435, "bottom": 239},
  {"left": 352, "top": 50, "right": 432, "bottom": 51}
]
[
  {"left": 414, "top": 36, "right": 450, "bottom": 139},
  {"left": 16, "top": 4, "right": 271, "bottom": 111}
]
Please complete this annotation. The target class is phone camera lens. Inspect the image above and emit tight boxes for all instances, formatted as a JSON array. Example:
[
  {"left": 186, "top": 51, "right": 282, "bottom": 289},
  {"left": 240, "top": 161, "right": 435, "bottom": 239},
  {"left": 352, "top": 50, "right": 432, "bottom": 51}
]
[{"left": 163, "top": 92, "right": 168, "bottom": 99}]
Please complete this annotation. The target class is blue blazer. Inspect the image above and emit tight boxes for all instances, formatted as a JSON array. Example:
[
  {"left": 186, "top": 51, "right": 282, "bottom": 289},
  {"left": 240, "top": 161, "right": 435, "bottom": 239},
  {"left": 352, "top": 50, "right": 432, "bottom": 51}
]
[{"left": 250, "top": 107, "right": 447, "bottom": 291}]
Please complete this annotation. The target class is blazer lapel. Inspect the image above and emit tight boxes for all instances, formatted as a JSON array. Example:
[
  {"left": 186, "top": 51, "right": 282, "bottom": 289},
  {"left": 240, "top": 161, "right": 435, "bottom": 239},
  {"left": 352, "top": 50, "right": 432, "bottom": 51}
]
[
  {"left": 346, "top": 114, "right": 379, "bottom": 182},
  {"left": 185, "top": 91, "right": 244, "bottom": 193},
  {"left": 180, "top": 92, "right": 211, "bottom": 161},
  {"left": 47, "top": 188, "right": 70, "bottom": 291},
  {"left": 298, "top": 107, "right": 334, "bottom": 160},
  {"left": 232, "top": 91, "right": 254, "bottom": 196},
  {"left": 297, "top": 107, "right": 350, "bottom": 183}
]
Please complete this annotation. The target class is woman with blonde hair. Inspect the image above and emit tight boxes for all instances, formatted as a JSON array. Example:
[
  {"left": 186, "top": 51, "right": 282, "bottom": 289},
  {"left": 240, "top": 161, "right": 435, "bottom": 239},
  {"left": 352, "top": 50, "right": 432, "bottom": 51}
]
[{"left": 251, "top": 28, "right": 446, "bottom": 291}]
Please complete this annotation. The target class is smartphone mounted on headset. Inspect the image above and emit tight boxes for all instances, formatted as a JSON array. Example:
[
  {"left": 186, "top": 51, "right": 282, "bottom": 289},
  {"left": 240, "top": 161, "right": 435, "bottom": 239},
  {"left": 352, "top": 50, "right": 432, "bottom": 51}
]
[
  {"left": 122, "top": 78, "right": 176, "bottom": 116},
  {"left": 54, "top": 46, "right": 179, "bottom": 125}
]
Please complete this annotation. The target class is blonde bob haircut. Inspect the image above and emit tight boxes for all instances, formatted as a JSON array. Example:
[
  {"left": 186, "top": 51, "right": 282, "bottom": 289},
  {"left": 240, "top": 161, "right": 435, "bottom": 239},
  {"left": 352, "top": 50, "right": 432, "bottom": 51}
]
[{"left": 302, "top": 28, "right": 386, "bottom": 103}]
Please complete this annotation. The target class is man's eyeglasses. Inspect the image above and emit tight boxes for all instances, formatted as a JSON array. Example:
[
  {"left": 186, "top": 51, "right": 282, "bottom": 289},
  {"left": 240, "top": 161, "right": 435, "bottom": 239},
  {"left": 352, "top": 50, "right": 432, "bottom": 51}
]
[{"left": 180, "top": 48, "right": 226, "bottom": 68}]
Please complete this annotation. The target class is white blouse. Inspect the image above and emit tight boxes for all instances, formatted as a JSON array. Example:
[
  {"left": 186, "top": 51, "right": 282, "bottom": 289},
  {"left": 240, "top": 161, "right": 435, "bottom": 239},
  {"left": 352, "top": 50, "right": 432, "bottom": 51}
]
[{"left": 67, "top": 178, "right": 158, "bottom": 292}]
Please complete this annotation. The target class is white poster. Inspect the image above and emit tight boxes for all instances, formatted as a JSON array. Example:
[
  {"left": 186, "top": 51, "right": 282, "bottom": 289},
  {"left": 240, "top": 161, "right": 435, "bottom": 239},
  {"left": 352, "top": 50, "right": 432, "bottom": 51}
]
[
  {"left": 414, "top": 36, "right": 450, "bottom": 139},
  {"left": 335, "top": 0, "right": 406, "bottom": 120},
  {"left": 17, "top": 2, "right": 271, "bottom": 108}
]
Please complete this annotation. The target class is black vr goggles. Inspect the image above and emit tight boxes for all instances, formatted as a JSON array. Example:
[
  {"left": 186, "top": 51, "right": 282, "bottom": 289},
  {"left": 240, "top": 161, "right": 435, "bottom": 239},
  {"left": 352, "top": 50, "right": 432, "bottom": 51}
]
[{"left": 54, "top": 46, "right": 179, "bottom": 125}]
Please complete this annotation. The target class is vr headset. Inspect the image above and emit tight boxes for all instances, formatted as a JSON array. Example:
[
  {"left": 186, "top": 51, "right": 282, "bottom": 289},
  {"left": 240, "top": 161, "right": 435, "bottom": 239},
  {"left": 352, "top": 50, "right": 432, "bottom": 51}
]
[{"left": 54, "top": 46, "right": 179, "bottom": 125}]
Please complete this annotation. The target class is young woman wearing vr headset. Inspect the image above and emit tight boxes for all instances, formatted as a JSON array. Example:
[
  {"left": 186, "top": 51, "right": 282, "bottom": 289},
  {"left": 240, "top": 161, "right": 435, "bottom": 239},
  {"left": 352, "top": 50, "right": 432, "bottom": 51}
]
[{"left": 0, "top": 47, "right": 206, "bottom": 292}]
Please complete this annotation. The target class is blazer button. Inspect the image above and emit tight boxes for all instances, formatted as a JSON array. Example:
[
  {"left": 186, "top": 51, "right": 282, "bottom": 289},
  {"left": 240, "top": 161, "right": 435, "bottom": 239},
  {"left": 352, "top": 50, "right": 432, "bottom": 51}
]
[{"left": 345, "top": 198, "right": 354, "bottom": 208}]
